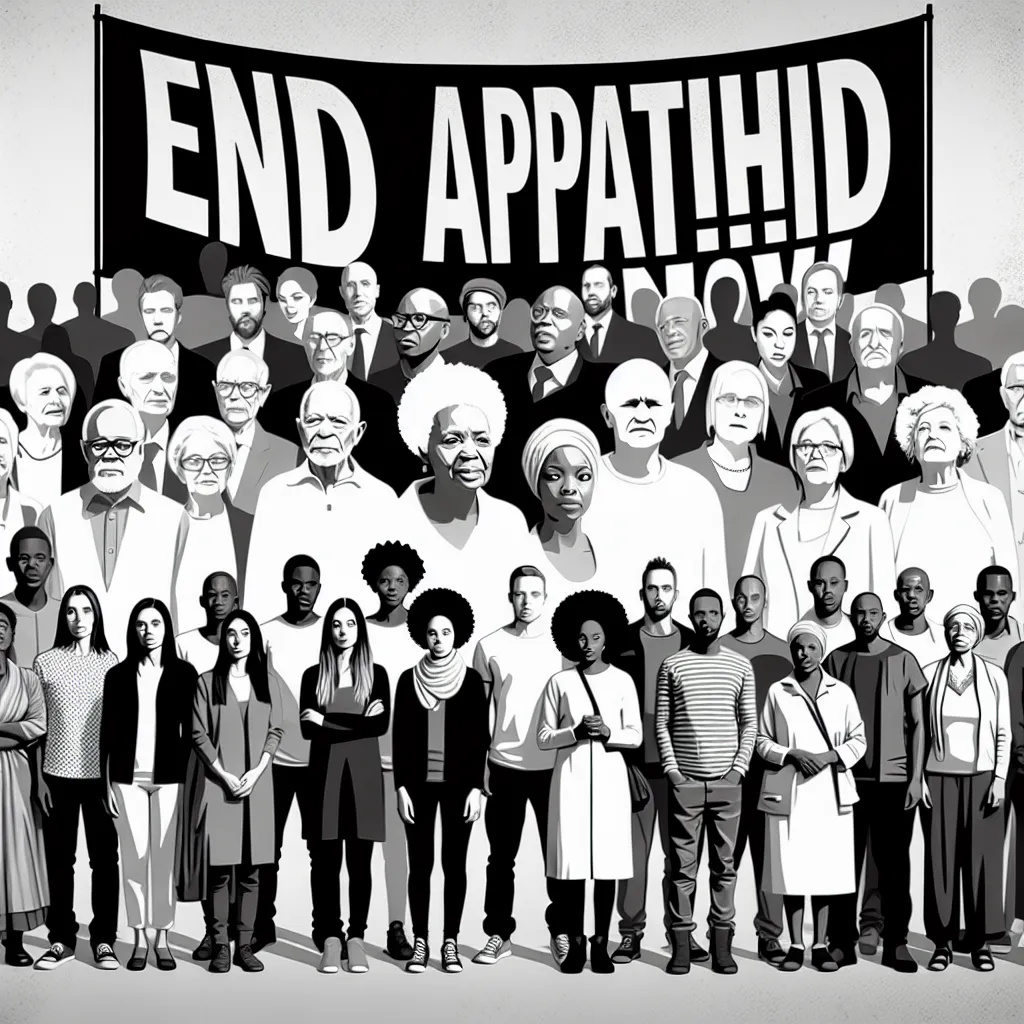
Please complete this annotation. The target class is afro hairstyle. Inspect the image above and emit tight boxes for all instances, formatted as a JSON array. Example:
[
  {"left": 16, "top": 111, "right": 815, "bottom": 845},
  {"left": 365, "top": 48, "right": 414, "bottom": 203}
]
[
  {"left": 406, "top": 587, "right": 476, "bottom": 650},
  {"left": 361, "top": 540, "right": 426, "bottom": 592},
  {"left": 550, "top": 589, "right": 629, "bottom": 664}
]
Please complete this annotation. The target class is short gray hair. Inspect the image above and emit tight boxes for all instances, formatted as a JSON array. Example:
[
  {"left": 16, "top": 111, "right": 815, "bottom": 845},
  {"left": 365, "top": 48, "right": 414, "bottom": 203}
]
[
  {"left": 299, "top": 379, "right": 362, "bottom": 423},
  {"left": 849, "top": 302, "right": 905, "bottom": 351},
  {"left": 82, "top": 399, "right": 144, "bottom": 442},
  {"left": 119, "top": 339, "right": 174, "bottom": 379},
  {"left": 168, "top": 416, "right": 237, "bottom": 482},
  {"left": 706, "top": 360, "right": 770, "bottom": 439},
  {"left": 894, "top": 385, "right": 979, "bottom": 465},
  {"left": 216, "top": 348, "right": 270, "bottom": 388},
  {"left": 1000, "top": 351, "right": 1024, "bottom": 387},
  {"left": 789, "top": 406, "right": 856, "bottom": 473},
  {"left": 0, "top": 408, "right": 19, "bottom": 450},
  {"left": 8, "top": 353, "right": 77, "bottom": 412}
]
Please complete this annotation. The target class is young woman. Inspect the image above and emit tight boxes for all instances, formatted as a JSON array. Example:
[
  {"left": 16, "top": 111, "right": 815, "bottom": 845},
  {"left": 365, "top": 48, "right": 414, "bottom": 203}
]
[
  {"left": 0, "top": 600, "right": 48, "bottom": 966},
  {"left": 392, "top": 588, "right": 489, "bottom": 975},
  {"left": 300, "top": 597, "right": 390, "bottom": 974},
  {"left": 538, "top": 590, "right": 642, "bottom": 975},
  {"left": 32, "top": 585, "right": 120, "bottom": 970},
  {"left": 189, "top": 611, "right": 282, "bottom": 974},
  {"left": 100, "top": 598, "right": 197, "bottom": 972}
]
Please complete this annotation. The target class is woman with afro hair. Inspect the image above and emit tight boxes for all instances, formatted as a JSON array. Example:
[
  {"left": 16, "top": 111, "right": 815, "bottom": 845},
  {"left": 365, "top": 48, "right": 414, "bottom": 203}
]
[
  {"left": 391, "top": 588, "right": 489, "bottom": 975},
  {"left": 539, "top": 589, "right": 642, "bottom": 975}
]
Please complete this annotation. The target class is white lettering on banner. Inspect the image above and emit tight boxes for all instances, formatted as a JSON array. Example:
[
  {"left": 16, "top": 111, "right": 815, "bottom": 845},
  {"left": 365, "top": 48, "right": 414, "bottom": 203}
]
[
  {"left": 787, "top": 65, "right": 818, "bottom": 241},
  {"left": 141, "top": 51, "right": 208, "bottom": 235},
  {"left": 482, "top": 88, "right": 532, "bottom": 265},
  {"left": 534, "top": 87, "right": 584, "bottom": 264}
]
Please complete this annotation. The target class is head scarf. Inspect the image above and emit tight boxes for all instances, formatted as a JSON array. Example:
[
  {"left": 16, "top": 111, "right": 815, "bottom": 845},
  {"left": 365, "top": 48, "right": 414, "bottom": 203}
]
[
  {"left": 787, "top": 619, "right": 828, "bottom": 652},
  {"left": 942, "top": 604, "right": 985, "bottom": 646},
  {"left": 520, "top": 418, "right": 602, "bottom": 499},
  {"left": 928, "top": 603, "right": 987, "bottom": 762},
  {"left": 412, "top": 649, "right": 467, "bottom": 711}
]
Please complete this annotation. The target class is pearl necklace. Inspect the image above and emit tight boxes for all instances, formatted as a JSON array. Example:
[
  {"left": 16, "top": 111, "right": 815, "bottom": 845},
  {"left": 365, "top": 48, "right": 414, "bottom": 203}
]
[{"left": 708, "top": 455, "right": 751, "bottom": 473}]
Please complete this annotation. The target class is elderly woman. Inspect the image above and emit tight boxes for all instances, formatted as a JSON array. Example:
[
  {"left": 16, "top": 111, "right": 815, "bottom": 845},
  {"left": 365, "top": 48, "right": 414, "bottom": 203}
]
[
  {"left": 919, "top": 605, "right": 1010, "bottom": 973},
  {"left": 757, "top": 620, "right": 866, "bottom": 973},
  {"left": 675, "top": 361, "right": 799, "bottom": 583},
  {"left": 4, "top": 353, "right": 88, "bottom": 507},
  {"left": 396, "top": 362, "right": 534, "bottom": 643},
  {"left": 880, "top": 385, "right": 1018, "bottom": 621},
  {"left": 539, "top": 590, "right": 641, "bottom": 975},
  {"left": 0, "top": 410, "right": 43, "bottom": 597},
  {"left": 169, "top": 416, "right": 252, "bottom": 635},
  {"left": 744, "top": 407, "right": 898, "bottom": 640}
]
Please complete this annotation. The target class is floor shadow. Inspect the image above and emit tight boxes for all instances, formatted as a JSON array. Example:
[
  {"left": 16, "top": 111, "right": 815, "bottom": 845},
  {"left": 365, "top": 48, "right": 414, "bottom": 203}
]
[
  {"left": 364, "top": 942, "right": 411, "bottom": 970},
  {"left": 508, "top": 943, "right": 561, "bottom": 973},
  {"left": 275, "top": 926, "right": 318, "bottom": 952},
  {"left": 258, "top": 938, "right": 320, "bottom": 968}
]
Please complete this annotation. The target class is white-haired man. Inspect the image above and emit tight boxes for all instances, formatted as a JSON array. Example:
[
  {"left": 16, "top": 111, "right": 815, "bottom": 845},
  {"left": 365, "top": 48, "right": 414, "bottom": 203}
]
[
  {"left": 244, "top": 380, "right": 399, "bottom": 625},
  {"left": 790, "top": 262, "right": 854, "bottom": 383},
  {"left": 38, "top": 400, "right": 181, "bottom": 659}
]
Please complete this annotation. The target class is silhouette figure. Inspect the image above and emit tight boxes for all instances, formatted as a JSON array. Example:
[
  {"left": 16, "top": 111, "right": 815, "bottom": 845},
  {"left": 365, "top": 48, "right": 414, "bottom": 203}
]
[
  {"left": 899, "top": 291, "right": 991, "bottom": 388},
  {"left": 60, "top": 282, "right": 135, "bottom": 380},
  {"left": 770, "top": 282, "right": 800, "bottom": 315},
  {"left": 875, "top": 283, "right": 927, "bottom": 355},
  {"left": 994, "top": 305, "right": 1024, "bottom": 371},
  {"left": 0, "top": 282, "right": 36, "bottom": 378},
  {"left": 499, "top": 297, "right": 532, "bottom": 352},
  {"left": 703, "top": 279, "right": 757, "bottom": 363},
  {"left": 440, "top": 313, "right": 469, "bottom": 351},
  {"left": 955, "top": 278, "right": 1002, "bottom": 364},
  {"left": 836, "top": 292, "right": 855, "bottom": 335},
  {"left": 103, "top": 268, "right": 146, "bottom": 339},
  {"left": 21, "top": 284, "right": 56, "bottom": 344},
  {"left": 630, "top": 286, "right": 660, "bottom": 334},
  {"left": 41, "top": 324, "right": 96, "bottom": 408},
  {"left": 178, "top": 243, "right": 231, "bottom": 349}
]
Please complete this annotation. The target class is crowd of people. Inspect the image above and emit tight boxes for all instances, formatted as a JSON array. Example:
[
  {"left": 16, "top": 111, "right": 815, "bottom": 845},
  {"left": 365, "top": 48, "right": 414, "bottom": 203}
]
[{"left": 0, "top": 254, "right": 1023, "bottom": 981}]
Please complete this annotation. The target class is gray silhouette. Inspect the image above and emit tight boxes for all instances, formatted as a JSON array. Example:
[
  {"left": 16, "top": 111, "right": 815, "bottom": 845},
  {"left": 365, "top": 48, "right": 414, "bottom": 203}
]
[
  {"left": 630, "top": 287, "right": 661, "bottom": 334},
  {"left": 875, "top": 284, "right": 927, "bottom": 355},
  {"left": 836, "top": 293, "right": 855, "bottom": 335},
  {"left": 899, "top": 291, "right": 992, "bottom": 387},
  {"left": 994, "top": 306, "right": 1024, "bottom": 370},
  {"left": 499, "top": 297, "right": 533, "bottom": 352},
  {"left": 103, "top": 268, "right": 146, "bottom": 339},
  {"left": 22, "top": 283, "right": 56, "bottom": 344},
  {"left": 178, "top": 243, "right": 232, "bottom": 349},
  {"left": 955, "top": 278, "right": 1002, "bottom": 363},
  {"left": 704, "top": 279, "right": 757, "bottom": 364},
  {"left": 60, "top": 282, "right": 135, "bottom": 380},
  {"left": 0, "top": 282, "right": 36, "bottom": 378}
]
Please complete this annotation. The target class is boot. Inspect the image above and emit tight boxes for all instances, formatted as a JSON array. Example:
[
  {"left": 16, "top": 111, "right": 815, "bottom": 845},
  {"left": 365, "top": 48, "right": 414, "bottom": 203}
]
[
  {"left": 666, "top": 930, "right": 691, "bottom": 975},
  {"left": 711, "top": 926, "right": 738, "bottom": 975},
  {"left": 560, "top": 935, "right": 587, "bottom": 974},
  {"left": 589, "top": 936, "right": 614, "bottom": 974}
]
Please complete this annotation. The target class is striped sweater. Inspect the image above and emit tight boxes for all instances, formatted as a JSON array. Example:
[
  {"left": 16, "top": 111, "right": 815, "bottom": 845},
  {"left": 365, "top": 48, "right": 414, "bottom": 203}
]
[{"left": 655, "top": 645, "right": 757, "bottom": 779}]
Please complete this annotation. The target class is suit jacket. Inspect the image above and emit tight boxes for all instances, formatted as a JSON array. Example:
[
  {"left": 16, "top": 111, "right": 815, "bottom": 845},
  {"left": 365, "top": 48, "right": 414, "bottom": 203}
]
[
  {"left": 357, "top": 320, "right": 400, "bottom": 380},
  {"left": 963, "top": 368, "right": 1004, "bottom": 439},
  {"left": 791, "top": 322, "right": 854, "bottom": 383},
  {"left": 581, "top": 311, "right": 663, "bottom": 366},
  {"left": 755, "top": 362, "right": 830, "bottom": 466},
  {"left": 228, "top": 421, "right": 300, "bottom": 515},
  {"left": 195, "top": 333, "right": 311, "bottom": 391},
  {"left": 660, "top": 353, "right": 724, "bottom": 461}
]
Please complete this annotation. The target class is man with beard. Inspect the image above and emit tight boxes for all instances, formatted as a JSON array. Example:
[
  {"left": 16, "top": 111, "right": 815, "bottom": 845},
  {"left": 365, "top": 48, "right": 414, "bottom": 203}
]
[
  {"left": 446, "top": 279, "right": 521, "bottom": 369},
  {"left": 196, "top": 264, "right": 310, "bottom": 390},
  {"left": 367, "top": 288, "right": 450, "bottom": 403},
  {"left": 244, "top": 380, "right": 399, "bottom": 626},
  {"left": 37, "top": 400, "right": 182, "bottom": 660},
  {"left": 175, "top": 570, "right": 240, "bottom": 675},
  {"left": 612, "top": 558, "right": 696, "bottom": 966},
  {"left": 823, "top": 592, "right": 927, "bottom": 973},
  {"left": 2, "top": 525, "right": 60, "bottom": 666},
  {"left": 93, "top": 275, "right": 218, "bottom": 423},
  {"left": 580, "top": 265, "right": 662, "bottom": 366},
  {"left": 790, "top": 262, "right": 854, "bottom": 383},
  {"left": 880, "top": 567, "right": 946, "bottom": 668},
  {"left": 975, "top": 566, "right": 1022, "bottom": 668},
  {"left": 720, "top": 575, "right": 792, "bottom": 964},
  {"left": 339, "top": 261, "right": 399, "bottom": 380},
  {"left": 805, "top": 556, "right": 856, "bottom": 654}
]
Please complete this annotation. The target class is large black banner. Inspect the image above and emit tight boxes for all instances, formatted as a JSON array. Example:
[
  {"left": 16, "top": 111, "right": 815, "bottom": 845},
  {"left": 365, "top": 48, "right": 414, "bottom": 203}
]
[{"left": 100, "top": 14, "right": 927, "bottom": 316}]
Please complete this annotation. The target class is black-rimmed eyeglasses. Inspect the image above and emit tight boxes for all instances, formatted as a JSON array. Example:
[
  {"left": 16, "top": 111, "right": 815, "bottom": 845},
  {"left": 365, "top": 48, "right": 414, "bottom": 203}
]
[
  {"left": 214, "top": 381, "right": 264, "bottom": 399},
  {"left": 391, "top": 313, "right": 450, "bottom": 331},
  {"left": 180, "top": 454, "right": 231, "bottom": 473},
  {"left": 83, "top": 438, "right": 139, "bottom": 459},
  {"left": 793, "top": 441, "right": 843, "bottom": 458}
]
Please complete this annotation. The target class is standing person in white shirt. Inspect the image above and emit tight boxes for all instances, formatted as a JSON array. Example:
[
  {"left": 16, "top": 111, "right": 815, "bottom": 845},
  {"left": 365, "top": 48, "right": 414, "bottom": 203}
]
[
  {"left": 880, "top": 567, "right": 946, "bottom": 673},
  {"left": 339, "top": 261, "right": 399, "bottom": 381},
  {"left": 175, "top": 571, "right": 239, "bottom": 676},
  {"left": 253, "top": 554, "right": 324, "bottom": 953},
  {"left": 472, "top": 566, "right": 565, "bottom": 967}
]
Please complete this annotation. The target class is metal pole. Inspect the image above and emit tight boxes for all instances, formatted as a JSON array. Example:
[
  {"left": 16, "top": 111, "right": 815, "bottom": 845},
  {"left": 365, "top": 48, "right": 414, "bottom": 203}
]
[
  {"left": 94, "top": 3, "right": 102, "bottom": 316},
  {"left": 925, "top": 4, "right": 934, "bottom": 341}
]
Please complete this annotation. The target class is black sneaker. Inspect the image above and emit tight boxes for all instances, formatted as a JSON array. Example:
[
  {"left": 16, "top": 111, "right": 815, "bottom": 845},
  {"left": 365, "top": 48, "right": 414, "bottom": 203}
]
[
  {"left": 93, "top": 943, "right": 119, "bottom": 970},
  {"left": 387, "top": 920, "right": 414, "bottom": 961},
  {"left": 441, "top": 939, "right": 463, "bottom": 974},
  {"left": 233, "top": 944, "right": 265, "bottom": 973},
  {"left": 611, "top": 934, "right": 641, "bottom": 964},
  {"left": 34, "top": 942, "right": 75, "bottom": 971},
  {"left": 757, "top": 937, "right": 786, "bottom": 964},
  {"left": 406, "top": 938, "right": 429, "bottom": 973}
]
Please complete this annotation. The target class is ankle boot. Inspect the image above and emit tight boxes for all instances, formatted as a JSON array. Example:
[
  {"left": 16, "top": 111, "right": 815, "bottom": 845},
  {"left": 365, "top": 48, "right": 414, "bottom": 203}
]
[
  {"left": 560, "top": 935, "right": 587, "bottom": 974},
  {"left": 711, "top": 926, "right": 738, "bottom": 975},
  {"left": 589, "top": 936, "right": 614, "bottom": 974},
  {"left": 666, "top": 930, "right": 691, "bottom": 975}
]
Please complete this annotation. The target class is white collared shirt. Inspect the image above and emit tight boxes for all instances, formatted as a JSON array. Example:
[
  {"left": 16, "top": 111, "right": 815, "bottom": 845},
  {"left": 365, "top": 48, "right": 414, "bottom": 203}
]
[
  {"left": 806, "top": 319, "right": 837, "bottom": 379},
  {"left": 227, "top": 420, "right": 258, "bottom": 501},
  {"left": 759, "top": 359, "right": 787, "bottom": 395},
  {"left": 145, "top": 421, "right": 171, "bottom": 494},
  {"left": 230, "top": 329, "right": 266, "bottom": 360},
  {"left": 353, "top": 312, "right": 382, "bottom": 373},
  {"left": 1005, "top": 423, "right": 1024, "bottom": 545},
  {"left": 669, "top": 347, "right": 709, "bottom": 417},
  {"left": 584, "top": 309, "right": 613, "bottom": 359},
  {"left": 167, "top": 340, "right": 181, "bottom": 369},
  {"left": 528, "top": 349, "right": 579, "bottom": 399}
]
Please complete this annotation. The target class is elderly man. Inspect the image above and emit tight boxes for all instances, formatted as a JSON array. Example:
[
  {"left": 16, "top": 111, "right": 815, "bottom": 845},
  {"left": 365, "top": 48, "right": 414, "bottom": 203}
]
[
  {"left": 211, "top": 349, "right": 298, "bottom": 515},
  {"left": 793, "top": 303, "right": 928, "bottom": 504},
  {"left": 93, "top": 274, "right": 218, "bottom": 422},
  {"left": 37, "top": 400, "right": 181, "bottom": 659},
  {"left": 244, "top": 380, "right": 400, "bottom": 626},
  {"left": 367, "top": 288, "right": 450, "bottom": 402},
  {"left": 446, "top": 278, "right": 521, "bottom": 369},
  {"left": 791, "top": 262, "right": 854, "bottom": 383},
  {"left": 339, "top": 261, "right": 399, "bottom": 380},
  {"left": 580, "top": 265, "right": 662, "bottom": 365},
  {"left": 195, "top": 264, "right": 310, "bottom": 390},
  {"left": 2, "top": 524, "right": 60, "bottom": 666}
]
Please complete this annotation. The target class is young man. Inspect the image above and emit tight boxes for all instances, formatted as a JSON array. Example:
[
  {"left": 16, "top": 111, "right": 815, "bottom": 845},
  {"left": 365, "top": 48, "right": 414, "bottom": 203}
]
[
  {"left": 806, "top": 556, "right": 856, "bottom": 655},
  {"left": 656, "top": 589, "right": 757, "bottom": 976},
  {"left": 174, "top": 571, "right": 239, "bottom": 675},
  {"left": 472, "top": 567, "right": 564, "bottom": 966},
  {"left": 879, "top": 567, "right": 946, "bottom": 669},
  {"left": 2, "top": 525, "right": 60, "bottom": 667},
  {"left": 975, "top": 565, "right": 1022, "bottom": 668}
]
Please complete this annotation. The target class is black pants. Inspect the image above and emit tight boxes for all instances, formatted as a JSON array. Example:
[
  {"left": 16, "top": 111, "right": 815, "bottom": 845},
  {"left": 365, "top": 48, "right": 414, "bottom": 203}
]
[
  {"left": 207, "top": 864, "right": 259, "bottom": 946},
  {"left": 733, "top": 764, "right": 785, "bottom": 940},
  {"left": 558, "top": 879, "right": 615, "bottom": 938},
  {"left": 483, "top": 763, "right": 559, "bottom": 939},
  {"left": 42, "top": 775, "right": 119, "bottom": 951},
  {"left": 254, "top": 764, "right": 316, "bottom": 944},
  {"left": 1003, "top": 771, "right": 1024, "bottom": 925},
  {"left": 309, "top": 838, "right": 374, "bottom": 950},
  {"left": 828, "top": 780, "right": 915, "bottom": 948},
  {"left": 404, "top": 783, "right": 474, "bottom": 941}
]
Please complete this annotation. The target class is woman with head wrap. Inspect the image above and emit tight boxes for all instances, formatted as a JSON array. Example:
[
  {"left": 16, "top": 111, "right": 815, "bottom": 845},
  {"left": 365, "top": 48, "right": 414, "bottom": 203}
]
[
  {"left": 917, "top": 605, "right": 1010, "bottom": 973},
  {"left": 756, "top": 620, "right": 866, "bottom": 973}
]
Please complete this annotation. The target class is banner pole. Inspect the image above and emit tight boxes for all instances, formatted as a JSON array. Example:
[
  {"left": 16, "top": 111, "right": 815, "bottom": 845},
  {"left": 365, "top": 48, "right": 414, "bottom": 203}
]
[
  {"left": 94, "top": 3, "right": 102, "bottom": 317},
  {"left": 925, "top": 3, "right": 934, "bottom": 343}
]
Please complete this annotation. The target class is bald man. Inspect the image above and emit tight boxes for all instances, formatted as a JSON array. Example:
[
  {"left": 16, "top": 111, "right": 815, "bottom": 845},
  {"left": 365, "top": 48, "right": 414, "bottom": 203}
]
[
  {"left": 879, "top": 567, "right": 946, "bottom": 668},
  {"left": 654, "top": 296, "right": 722, "bottom": 459},
  {"left": 175, "top": 570, "right": 240, "bottom": 675},
  {"left": 339, "top": 261, "right": 399, "bottom": 380},
  {"left": 367, "top": 287, "right": 450, "bottom": 403}
]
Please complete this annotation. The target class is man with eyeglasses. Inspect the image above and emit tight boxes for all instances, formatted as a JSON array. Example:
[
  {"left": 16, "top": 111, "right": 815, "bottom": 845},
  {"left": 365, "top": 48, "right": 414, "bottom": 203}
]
[
  {"left": 339, "top": 261, "right": 399, "bottom": 381},
  {"left": 212, "top": 349, "right": 298, "bottom": 516},
  {"left": 580, "top": 264, "right": 662, "bottom": 366},
  {"left": 446, "top": 278, "right": 521, "bottom": 369},
  {"left": 37, "top": 400, "right": 181, "bottom": 659},
  {"left": 367, "top": 288, "right": 451, "bottom": 403}
]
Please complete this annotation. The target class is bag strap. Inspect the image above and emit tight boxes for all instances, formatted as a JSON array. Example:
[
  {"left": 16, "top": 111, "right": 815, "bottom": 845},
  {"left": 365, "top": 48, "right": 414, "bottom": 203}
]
[
  {"left": 793, "top": 678, "right": 843, "bottom": 803},
  {"left": 575, "top": 666, "right": 600, "bottom": 717}
]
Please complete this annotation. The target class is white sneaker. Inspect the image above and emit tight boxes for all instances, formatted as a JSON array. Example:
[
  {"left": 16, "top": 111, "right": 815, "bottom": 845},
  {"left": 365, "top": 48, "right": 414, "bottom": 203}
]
[
  {"left": 346, "top": 937, "right": 369, "bottom": 973},
  {"left": 318, "top": 936, "right": 343, "bottom": 974},
  {"left": 551, "top": 933, "right": 570, "bottom": 965},
  {"left": 472, "top": 935, "right": 511, "bottom": 965}
]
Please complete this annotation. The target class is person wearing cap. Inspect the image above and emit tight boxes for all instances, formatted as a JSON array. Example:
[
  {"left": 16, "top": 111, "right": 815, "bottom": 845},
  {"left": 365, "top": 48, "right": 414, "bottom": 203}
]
[{"left": 445, "top": 279, "right": 521, "bottom": 369}]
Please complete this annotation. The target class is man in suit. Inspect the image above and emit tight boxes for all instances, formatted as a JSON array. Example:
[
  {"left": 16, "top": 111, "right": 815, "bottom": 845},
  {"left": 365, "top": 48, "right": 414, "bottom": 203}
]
[
  {"left": 486, "top": 285, "right": 613, "bottom": 516},
  {"left": 791, "top": 262, "right": 854, "bottom": 383},
  {"left": 212, "top": 349, "right": 300, "bottom": 516},
  {"left": 654, "top": 295, "right": 721, "bottom": 459},
  {"left": 581, "top": 265, "right": 663, "bottom": 365},
  {"left": 94, "top": 274, "right": 219, "bottom": 425},
  {"left": 340, "top": 261, "right": 400, "bottom": 381},
  {"left": 793, "top": 303, "right": 926, "bottom": 504},
  {"left": 445, "top": 278, "right": 521, "bottom": 369},
  {"left": 195, "top": 265, "right": 310, "bottom": 391}
]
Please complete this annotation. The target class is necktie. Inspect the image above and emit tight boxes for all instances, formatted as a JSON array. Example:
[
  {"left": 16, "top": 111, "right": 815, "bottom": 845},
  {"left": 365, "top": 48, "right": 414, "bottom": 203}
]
[
  {"left": 351, "top": 327, "right": 367, "bottom": 380},
  {"left": 532, "top": 365, "right": 555, "bottom": 403},
  {"left": 139, "top": 441, "right": 160, "bottom": 491},
  {"left": 672, "top": 370, "right": 690, "bottom": 428},
  {"left": 811, "top": 329, "right": 830, "bottom": 378},
  {"left": 590, "top": 324, "right": 603, "bottom": 360}
]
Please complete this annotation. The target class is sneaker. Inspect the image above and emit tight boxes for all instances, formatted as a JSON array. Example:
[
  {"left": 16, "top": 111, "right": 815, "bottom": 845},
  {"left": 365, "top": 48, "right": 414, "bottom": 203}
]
[
  {"left": 550, "top": 933, "right": 570, "bottom": 966},
  {"left": 386, "top": 920, "right": 414, "bottom": 960},
  {"left": 990, "top": 931, "right": 1013, "bottom": 955},
  {"left": 441, "top": 938, "right": 463, "bottom": 973},
  {"left": 858, "top": 927, "right": 881, "bottom": 956},
  {"left": 757, "top": 937, "right": 786, "bottom": 965},
  {"left": 611, "top": 934, "right": 641, "bottom": 964},
  {"left": 473, "top": 935, "right": 511, "bottom": 965},
  {"left": 35, "top": 943, "right": 75, "bottom": 971},
  {"left": 93, "top": 943, "right": 119, "bottom": 970},
  {"left": 346, "top": 937, "right": 369, "bottom": 974},
  {"left": 318, "top": 937, "right": 343, "bottom": 974},
  {"left": 406, "top": 938, "right": 429, "bottom": 973}
]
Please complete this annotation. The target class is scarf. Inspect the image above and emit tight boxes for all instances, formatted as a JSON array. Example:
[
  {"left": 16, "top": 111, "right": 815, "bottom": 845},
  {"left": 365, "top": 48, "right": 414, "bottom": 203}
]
[{"left": 412, "top": 649, "right": 467, "bottom": 710}]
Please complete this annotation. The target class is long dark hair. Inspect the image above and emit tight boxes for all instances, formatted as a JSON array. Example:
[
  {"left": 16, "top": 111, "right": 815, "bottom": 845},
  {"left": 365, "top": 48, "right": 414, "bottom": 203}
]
[
  {"left": 52, "top": 585, "right": 111, "bottom": 655},
  {"left": 211, "top": 610, "right": 270, "bottom": 705},
  {"left": 124, "top": 598, "right": 179, "bottom": 671},
  {"left": 315, "top": 598, "right": 374, "bottom": 709}
]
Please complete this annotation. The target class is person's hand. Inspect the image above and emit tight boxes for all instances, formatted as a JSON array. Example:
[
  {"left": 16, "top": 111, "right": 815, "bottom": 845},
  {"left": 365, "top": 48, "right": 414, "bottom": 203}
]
[
  {"left": 365, "top": 700, "right": 385, "bottom": 718},
  {"left": 667, "top": 769, "right": 689, "bottom": 787},
  {"left": 919, "top": 778, "right": 933, "bottom": 810},
  {"left": 986, "top": 776, "right": 1006, "bottom": 810},
  {"left": 300, "top": 709, "right": 325, "bottom": 727},
  {"left": 397, "top": 786, "right": 415, "bottom": 825},
  {"left": 572, "top": 720, "right": 591, "bottom": 742},
  {"left": 787, "top": 749, "right": 830, "bottom": 777},
  {"left": 904, "top": 777, "right": 923, "bottom": 810},
  {"left": 34, "top": 775, "right": 52, "bottom": 817},
  {"left": 234, "top": 768, "right": 262, "bottom": 800},
  {"left": 584, "top": 715, "right": 609, "bottom": 740},
  {"left": 220, "top": 770, "right": 242, "bottom": 795},
  {"left": 464, "top": 788, "right": 483, "bottom": 823},
  {"left": 103, "top": 783, "right": 119, "bottom": 819},
  {"left": 722, "top": 769, "right": 743, "bottom": 786}
]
